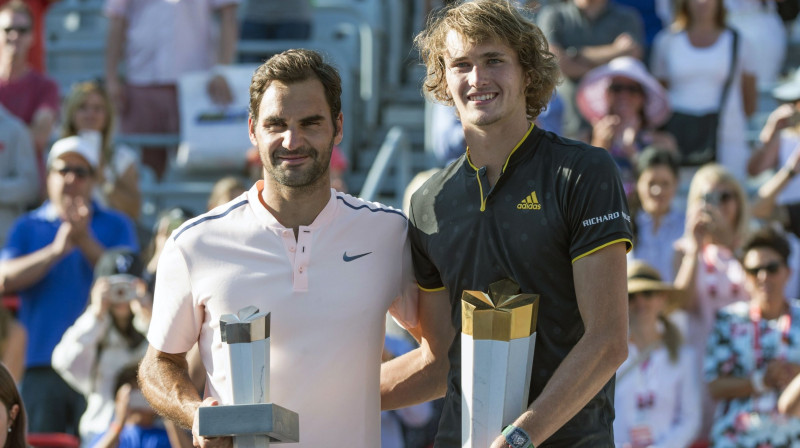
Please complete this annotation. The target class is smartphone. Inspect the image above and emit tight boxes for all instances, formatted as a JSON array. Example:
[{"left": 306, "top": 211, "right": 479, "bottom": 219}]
[{"left": 702, "top": 191, "right": 722, "bottom": 207}]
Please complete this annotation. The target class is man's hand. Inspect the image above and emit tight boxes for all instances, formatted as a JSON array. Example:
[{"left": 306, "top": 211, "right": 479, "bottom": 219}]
[
  {"left": 590, "top": 115, "right": 620, "bottom": 150},
  {"left": 51, "top": 221, "right": 76, "bottom": 258},
  {"left": 192, "top": 397, "right": 232, "bottom": 448},
  {"left": 63, "top": 196, "right": 92, "bottom": 243},
  {"left": 89, "top": 277, "right": 112, "bottom": 318},
  {"left": 114, "top": 383, "right": 132, "bottom": 425},
  {"left": 207, "top": 74, "right": 233, "bottom": 106}
]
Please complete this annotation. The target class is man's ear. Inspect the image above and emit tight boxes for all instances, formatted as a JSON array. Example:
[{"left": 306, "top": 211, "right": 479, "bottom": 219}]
[
  {"left": 334, "top": 112, "right": 344, "bottom": 146},
  {"left": 248, "top": 116, "right": 258, "bottom": 146}
]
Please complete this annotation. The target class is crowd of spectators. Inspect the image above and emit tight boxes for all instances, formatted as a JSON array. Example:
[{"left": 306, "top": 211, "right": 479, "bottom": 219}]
[{"left": 1, "top": 0, "right": 800, "bottom": 447}]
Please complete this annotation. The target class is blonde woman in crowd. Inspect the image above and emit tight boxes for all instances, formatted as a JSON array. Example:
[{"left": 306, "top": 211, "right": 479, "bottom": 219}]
[
  {"left": 614, "top": 260, "right": 700, "bottom": 448},
  {"left": 61, "top": 80, "right": 141, "bottom": 219},
  {"left": 673, "top": 163, "right": 750, "bottom": 440}
]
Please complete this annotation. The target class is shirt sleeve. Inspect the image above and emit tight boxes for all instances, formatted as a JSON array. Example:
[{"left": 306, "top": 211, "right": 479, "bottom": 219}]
[
  {"left": 407, "top": 198, "right": 444, "bottom": 291},
  {"left": 51, "top": 310, "right": 112, "bottom": 396},
  {"left": 654, "top": 346, "right": 701, "bottom": 448},
  {"left": 566, "top": 146, "right": 633, "bottom": 263},
  {"left": 147, "top": 237, "right": 203, "bottom": 354},
  {"left": 703, "top": 309, "right": 739, "bottom": 382},
  {"left": 0, "top": 217, "right": 29, "bottom": 260},
  {"left": 388, "top": 234, "right": 420, "bottom": 330}
]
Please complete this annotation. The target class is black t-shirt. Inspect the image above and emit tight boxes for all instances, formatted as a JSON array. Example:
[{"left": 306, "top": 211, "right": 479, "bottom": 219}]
[{"left": 408, "top": 125, "right": 633, "bottom": 447}]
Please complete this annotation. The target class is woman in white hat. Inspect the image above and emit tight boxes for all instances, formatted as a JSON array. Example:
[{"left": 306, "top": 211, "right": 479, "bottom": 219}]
[
  {"left": 576, "top": 56, "right": 675, "bottom": 192},
  {"left": 614, "top": 260, "right": 700, "bottom": 448}
]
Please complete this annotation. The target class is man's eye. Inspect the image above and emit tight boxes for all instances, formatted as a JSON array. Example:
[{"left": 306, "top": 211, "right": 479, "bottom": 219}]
[{"left": 488, "top": 58, "right": 502, "bottom": 64}]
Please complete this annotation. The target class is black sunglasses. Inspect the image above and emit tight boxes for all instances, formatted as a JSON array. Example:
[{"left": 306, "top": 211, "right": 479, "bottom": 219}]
[
  {"left": 2, "top": 26, "right": 31, "bottom": 34},
  {"left": 55, "top": 166, "right": 93, "bottom": 179},
  {"left": 609, "top": 83, "right": 643, "bottom": 94},
  {"left": 628, "top": 290, "right": 656, "bottom": 301},
  {"left": 702, "top": 190, "right": 736, "bottom": 206},
  {"left": 744, "top": 261, "right": 783, "bottom": 277}
]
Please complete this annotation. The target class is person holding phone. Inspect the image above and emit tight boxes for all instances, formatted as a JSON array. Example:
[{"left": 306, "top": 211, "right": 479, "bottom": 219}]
[
  {"left": 673, "top": 163, "right": 750, "bottom": 441},
  {"left": 52, "top": 248, "right": 150, "bottom": 445},
  {"left": 747, "top": 73, "right": 800, "bottom": 298}
]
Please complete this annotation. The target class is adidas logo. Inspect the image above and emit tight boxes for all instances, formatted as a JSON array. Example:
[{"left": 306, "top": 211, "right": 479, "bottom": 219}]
[{"left": 517, "top": 191, "right": 542, "bottom": 210}]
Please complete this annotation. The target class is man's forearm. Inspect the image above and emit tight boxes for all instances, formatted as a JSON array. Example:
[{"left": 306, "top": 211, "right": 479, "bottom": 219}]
[
  {"left": 0, "top": 245, "right": 61, "bottom": 292},
  {"left": 105, "top": 16, "right": 125, "bottom": 79},
  {"left": 139, "top": 347, "right": 202, "bottom": 429},
  {"left": 217, "top": 4, "right": 238, "bottom": 65},
  {"left": 380, "top": 346, "right": 448, "bottom": 410},
  {"left": 512, "top": 330, "right": 627, "bottom": 446}
]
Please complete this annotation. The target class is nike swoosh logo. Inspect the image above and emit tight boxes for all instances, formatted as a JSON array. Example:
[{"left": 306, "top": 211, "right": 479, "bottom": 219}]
[{"left": 343, "top": 251, "right": 372, "bottom": 262}]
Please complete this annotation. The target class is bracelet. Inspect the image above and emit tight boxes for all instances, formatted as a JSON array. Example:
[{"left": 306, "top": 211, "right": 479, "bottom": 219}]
[
  {"left": 502, "top": 425, "right": 535, "bottom": 448},
  {"left": 751, "top": 370, "right": 767, "bottom": 395}
]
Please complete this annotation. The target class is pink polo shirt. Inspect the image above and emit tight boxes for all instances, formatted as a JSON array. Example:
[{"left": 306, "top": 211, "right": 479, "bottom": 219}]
[
  {"left": 148, "top": 181, "right": 418, "bottom": 448},
  {"left": 104, "top": 0, "right": 239, "bottom": 85}
]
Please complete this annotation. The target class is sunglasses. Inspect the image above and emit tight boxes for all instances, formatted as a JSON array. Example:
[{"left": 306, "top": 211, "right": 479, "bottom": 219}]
[
  {"left": 744, "top": 261, "right": 783, "bottom": 277},
  {"left": 702, "top": 190, "right": 735, "bottom": 206},
  {"left": 54, "top": 166, "right": 93, "bottom": 180},
  {"left": 2, "top": 26, "right": 31, "bottom": 35},
  {"left": 609, "top": 83, "right": 643, "bottom": 94},
  {"left": 628, "top": 290, "right": 656, "bottom": 301}
]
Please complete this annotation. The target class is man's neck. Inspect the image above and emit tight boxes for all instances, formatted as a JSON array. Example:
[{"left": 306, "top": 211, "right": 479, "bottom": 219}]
[
  {"left": 576, "top": 0, "right": 608, "bottom": 21},
  {"left": 261, "top": 178, "right": 331, "bottom": 239},
  {"left": 0, "top": 58, "right": 28, "bottom": 81},
  {"left": 464, "top": 117, "right": 531, "bottom": 186}
]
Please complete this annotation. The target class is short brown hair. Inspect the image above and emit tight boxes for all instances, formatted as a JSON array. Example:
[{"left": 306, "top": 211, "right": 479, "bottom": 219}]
[
  {"left": 414, "top": 0, "right": 560, "bottom": 120},
  {"left": 741, "top": 226, "right": 791, "bottom": 265},
  {"left": 249, "top": 49, "right": 342, "bottom": 127},
  {"left": 673, "top": 0, "right": 726, "bottom": 30},
  {"left": 0, "top": 0, "right": 32, "bottom": 24}
]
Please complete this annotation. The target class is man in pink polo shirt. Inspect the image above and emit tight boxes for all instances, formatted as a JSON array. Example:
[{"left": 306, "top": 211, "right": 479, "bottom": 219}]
[{"left": 138, "top": 49, "right": 418, "bottom": 448}]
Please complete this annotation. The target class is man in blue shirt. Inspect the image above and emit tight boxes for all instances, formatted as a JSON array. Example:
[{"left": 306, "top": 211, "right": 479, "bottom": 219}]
[{"left": 0, "top": 132, "right": 138, "bottom": 436}]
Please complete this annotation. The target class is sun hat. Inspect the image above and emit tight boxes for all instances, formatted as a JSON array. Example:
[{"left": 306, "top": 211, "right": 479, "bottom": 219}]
[
  {"left": 576, "top": 56, "right": 671, "bottom": 127},
  {"left": 773, "top": 69, "right": 800, "bottom": 102},
  {"left": 47, "top": 130, "right": 101, "bottom": 170},
  {"left": 627, "top": 259, "right": 680, "bottom": 311}
]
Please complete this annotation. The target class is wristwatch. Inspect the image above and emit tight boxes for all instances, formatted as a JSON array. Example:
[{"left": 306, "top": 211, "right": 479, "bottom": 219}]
[{"left": 502, "top": 425, "right": 535, "bottom": 448}]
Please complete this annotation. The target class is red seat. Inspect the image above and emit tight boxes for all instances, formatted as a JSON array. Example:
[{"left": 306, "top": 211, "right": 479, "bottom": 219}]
[{"left": 27, "top": 433, "right": 80, "bottom": 448}]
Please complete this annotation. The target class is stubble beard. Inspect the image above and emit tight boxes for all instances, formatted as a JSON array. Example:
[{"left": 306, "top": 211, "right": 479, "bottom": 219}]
[{"left": 261, "top": 135, "right": 335, "bottom": 189}]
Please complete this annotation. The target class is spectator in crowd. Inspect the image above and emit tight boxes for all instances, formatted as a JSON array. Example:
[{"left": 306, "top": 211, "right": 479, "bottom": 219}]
[
  {"left": 612, "top": 0, "right": 674, "bottom": 62},
  {"left": 0, "top": 103, "right": 39, "bottom": 247},
  {"left": 576, "top": 56, "right": 674, "bottom": 190},
  {"left": 429, "top": 103, "right": 464, "bottom": 167},
  {"left": 725, "top": 0, "right": 786, "bottom": 89},
  {"left": 142, "top": 207, "right": 192, "bottom": 287},
  {"left": 0, "top": 0, "right": 58, "bottom": 177},
  {"left": 0, "top": 362, "right": 26, "bottom": 448},
  {"left": 749, "top": 73, "right": 800, "bottom": 297},
  {"left": 751, "top": 143, "right": 800, "bottom": 240},
  {"left": 651, "top": 0, "right": 757, "bottom": 181},
  {"left": 705, "top": 227, "right": 800, "bottom": 447},
  {"left": 52, "top": 249, "right": 150, "bottom": 445},
  {"left": 627, "top": 147, "right": 684, "bottom": 282},
  {"left": 62, "top": 81, "right": 141, "bottom": 220},
  {"left": 614, "top": 260, "right": 700, "bottom": 448},
  {"left": 0, "top": 305, "right": 25, "bottom": 383},
  {"left": 104, "top": 0, "right": 239, "bottom": 179},
  {"left": 238, "top": 0, "right": 313, "bottom": 63},
  {"left": 0, "top": 133, "right": 138, "bottom": 435},
  {"left": 90, "top": 364, "right": 173, "bottom": 448},
  {"left": 206, "top": 176, "right": 246, "bottom": 211},
  {"left": 0, "top": 0, "right": 57, "bottom": 72},
  {"left": 673, "top": 163, "right": 750, "bottom": 440},
  {"left": 537, "top": 0, "right": 644, "bottom": 138}
]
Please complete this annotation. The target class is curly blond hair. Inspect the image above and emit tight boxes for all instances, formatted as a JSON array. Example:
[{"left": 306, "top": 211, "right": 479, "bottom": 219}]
[{"left": 414, "top": 0, "right": 560, "bottom": 120}]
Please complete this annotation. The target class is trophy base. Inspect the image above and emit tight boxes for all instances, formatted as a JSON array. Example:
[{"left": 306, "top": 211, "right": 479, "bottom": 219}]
[{"left": 198, "top": 403, "right": 299, "bottom": 443}]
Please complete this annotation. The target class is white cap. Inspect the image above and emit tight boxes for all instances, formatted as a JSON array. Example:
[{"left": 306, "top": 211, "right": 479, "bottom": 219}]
[
  {"left": 773, "top": 69, "right": 800, "bottom": 102},
  {"left": 47, "top": 131, "right": 101, "bottom": 170}
]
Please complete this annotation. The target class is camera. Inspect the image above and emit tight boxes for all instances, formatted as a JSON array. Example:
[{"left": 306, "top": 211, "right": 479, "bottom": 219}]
[{"left": 107, "top": 274, "right": 137, "bottom": 303}]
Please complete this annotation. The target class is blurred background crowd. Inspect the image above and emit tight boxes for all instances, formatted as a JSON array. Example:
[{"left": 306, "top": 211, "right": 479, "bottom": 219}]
[{"left": 1, "top": 0, "right": 800, "bottom": 447}]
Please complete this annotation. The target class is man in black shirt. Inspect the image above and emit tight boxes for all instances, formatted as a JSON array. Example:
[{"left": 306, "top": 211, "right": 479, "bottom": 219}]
[{"left": 380, "top": 1, "right": 633, "bottom": 447}]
